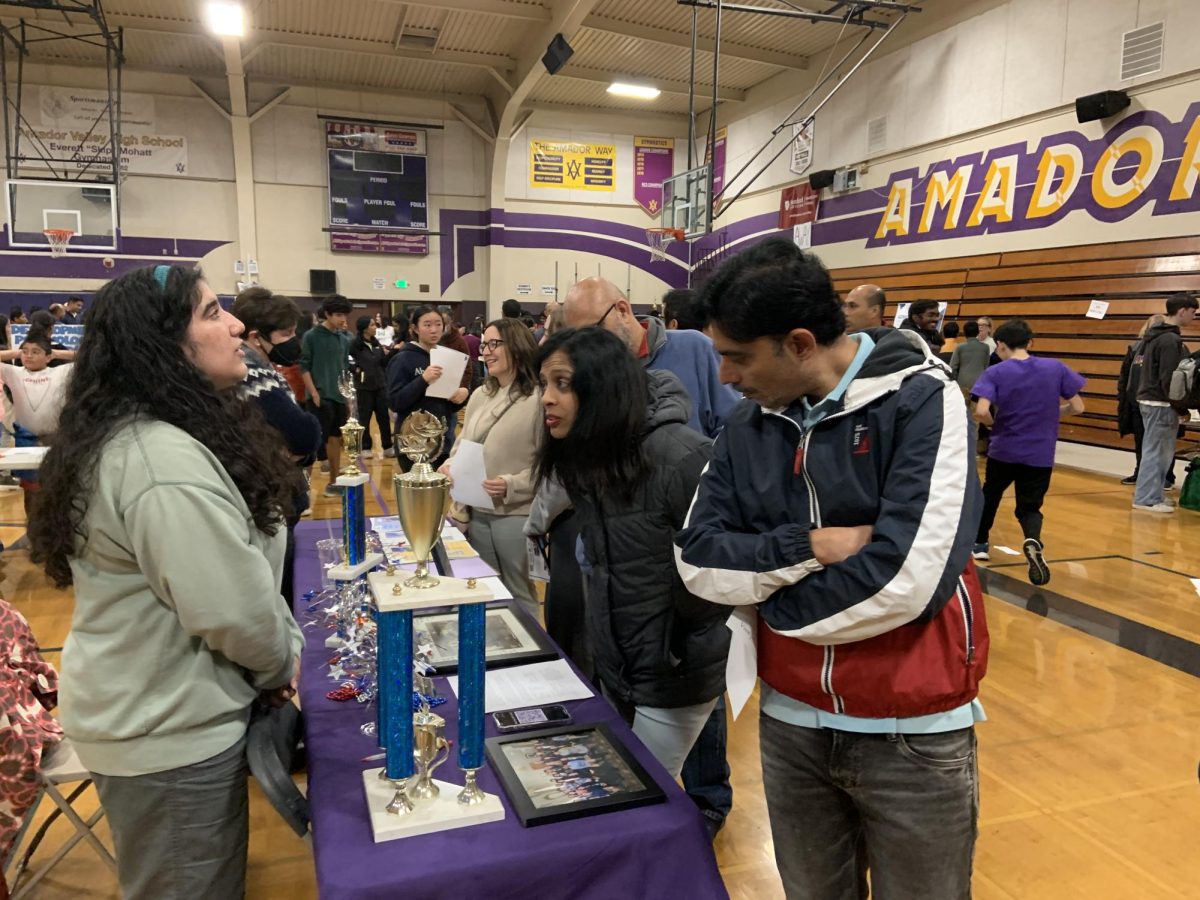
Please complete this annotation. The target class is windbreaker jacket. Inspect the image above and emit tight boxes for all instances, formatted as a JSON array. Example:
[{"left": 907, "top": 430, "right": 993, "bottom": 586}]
[{"left": 674, "top": 328, "right": 988, "bottom": 718}]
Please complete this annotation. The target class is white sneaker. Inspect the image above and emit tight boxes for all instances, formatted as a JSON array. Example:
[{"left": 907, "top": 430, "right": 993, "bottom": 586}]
[{"left": 1132, "top": 503, "right": 1175, "bottom": 513}]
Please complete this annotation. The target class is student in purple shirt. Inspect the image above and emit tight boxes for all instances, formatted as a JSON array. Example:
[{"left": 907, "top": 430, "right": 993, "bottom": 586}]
[{"left": 971, "top": 319, "right": 1086, "bottom": 586}]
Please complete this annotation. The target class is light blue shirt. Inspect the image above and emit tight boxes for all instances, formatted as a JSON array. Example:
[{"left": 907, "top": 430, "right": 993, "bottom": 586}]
[{"left": 762, "top": 331, "right": 985, "bottom": 734}]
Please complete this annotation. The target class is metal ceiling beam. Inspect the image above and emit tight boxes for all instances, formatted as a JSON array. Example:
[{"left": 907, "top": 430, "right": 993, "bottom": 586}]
[
  {"left": 238, "top": 27, "right": 517, "bottom": 71},
  {"left": 524, "top": 99, "right": 688, "bottom": 121},
  {"left": 582, "top": 13, "right": 808, "bottom": 71},
  {"left": 556, "top": 66, "right": 745, "bottom": 102},
  {"left": 677, "top": 0, "right": 892, "bottom": 28},
  {"left": 377, "top": 0, "right": 552, "bottom": 22}
]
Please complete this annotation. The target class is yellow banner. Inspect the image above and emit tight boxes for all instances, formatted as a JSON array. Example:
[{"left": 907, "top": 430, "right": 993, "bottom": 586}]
[{"left": 530, "top": 140, "right": 616, "bottom": 191}]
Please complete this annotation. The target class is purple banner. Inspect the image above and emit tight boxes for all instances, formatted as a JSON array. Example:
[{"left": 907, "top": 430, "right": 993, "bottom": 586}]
[
  {"left": 634, "top": 137, "right": 676, "bottom": 217},
  {"left": 330, "top": 232, "right": 429, "bottom": 255},
  {"left": 706, "top": 127, "right": 727, "bottom": 198}
]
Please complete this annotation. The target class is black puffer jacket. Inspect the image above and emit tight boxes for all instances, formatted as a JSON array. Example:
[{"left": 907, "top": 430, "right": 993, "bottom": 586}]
[{"left": 572, "top": 371, "right": 729, "bottom": 708}]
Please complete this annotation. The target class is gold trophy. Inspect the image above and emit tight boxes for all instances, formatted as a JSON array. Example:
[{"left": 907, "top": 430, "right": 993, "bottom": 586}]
[
  {"left": 337, "top": 370, "right": 365, "bottom": 477},
  {"left": 409, "top": 711, "right": 451, "bottom": 800},
  {"left": 393, "top": 411, "right": 450, "bottom": 589}
]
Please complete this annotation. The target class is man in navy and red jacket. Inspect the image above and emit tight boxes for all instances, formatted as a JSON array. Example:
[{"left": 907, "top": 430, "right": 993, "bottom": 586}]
[{"left": 675, "top": 238, "right": 987, "bottom": 900}]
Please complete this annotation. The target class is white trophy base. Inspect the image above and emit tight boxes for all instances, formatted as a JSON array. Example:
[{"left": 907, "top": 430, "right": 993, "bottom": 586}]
[
  {"left": 362, "top": 769, "right": 505, "bottom": 842},
  {"left": 368, "top": 571, "right": 494, "bottom": 613},
  {"left": 334, "top": 473, "right": 372, "bottom": 487},
  {"left": 328, "top": 552, "right": 385, "bottom": 582}
]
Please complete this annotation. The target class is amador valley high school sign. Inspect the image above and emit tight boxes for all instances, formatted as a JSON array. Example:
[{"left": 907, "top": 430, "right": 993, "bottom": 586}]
[{"left": 826, "top": 102, "right": 1200, "bottom": 249}]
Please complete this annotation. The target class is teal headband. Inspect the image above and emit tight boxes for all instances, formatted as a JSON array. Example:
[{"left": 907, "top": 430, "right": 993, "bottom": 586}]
[{"left": 153, "top": 265, "right": 170, "bottom": 290}]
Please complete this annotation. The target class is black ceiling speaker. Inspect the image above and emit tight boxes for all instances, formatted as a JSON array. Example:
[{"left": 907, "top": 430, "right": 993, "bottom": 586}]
[
  {"left": 808, "top": 169, "right": 836, "bottom": 190},
  {"left": 1075, "top": 90, "right": 1131, "bottom": 124},
  {"left": 542, "top": 33, "right": 574, "bottom": 75},
  {"left": 309, "top": 269, "right": 337, "bottom": 294}
]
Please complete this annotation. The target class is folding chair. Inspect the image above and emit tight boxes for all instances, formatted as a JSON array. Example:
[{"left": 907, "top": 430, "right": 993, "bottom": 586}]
[{"left": 4, "top": 737, "right": 116, "bottom": 899}]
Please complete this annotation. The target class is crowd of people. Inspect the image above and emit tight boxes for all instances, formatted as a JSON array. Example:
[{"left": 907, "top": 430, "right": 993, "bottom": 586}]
[{"left": 4, "top": 247, "right": 1192, "bottom": 900}]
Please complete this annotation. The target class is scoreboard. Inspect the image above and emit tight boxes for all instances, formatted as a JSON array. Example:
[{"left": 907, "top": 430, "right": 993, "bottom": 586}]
[{"left": 325, "top": 121, "right": 429, "bottom": 232}]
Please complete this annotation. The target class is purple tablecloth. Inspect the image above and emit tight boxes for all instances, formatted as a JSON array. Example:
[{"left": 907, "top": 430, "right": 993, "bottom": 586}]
[{"left": 293, "top": 521, "right": 728, "bottom": 900}]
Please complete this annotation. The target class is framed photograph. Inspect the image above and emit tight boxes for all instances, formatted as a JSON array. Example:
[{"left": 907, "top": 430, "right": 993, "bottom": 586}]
[
  {"left": 413, "top": 601, "right": 557, "bottom": 674},
  {"left": 485, "top": 723, "right": 666, "bottom": 827}
]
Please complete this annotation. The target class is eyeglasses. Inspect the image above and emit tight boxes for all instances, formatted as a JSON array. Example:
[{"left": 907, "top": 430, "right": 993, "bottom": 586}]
[
  {"left": 481, "top": 339, "right": 506, "bottom": 351},
  {"left": 594, "top": 303, "right": 616, "bottom": 327}
]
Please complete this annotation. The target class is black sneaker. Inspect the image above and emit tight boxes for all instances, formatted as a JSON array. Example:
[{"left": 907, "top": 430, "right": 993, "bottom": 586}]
[
  {"left": 1120, "top": 474, "right": 1138, "bottom": 486},
  {"left": 1023, "top": 538, "right": 1050, "bottom": 586}
]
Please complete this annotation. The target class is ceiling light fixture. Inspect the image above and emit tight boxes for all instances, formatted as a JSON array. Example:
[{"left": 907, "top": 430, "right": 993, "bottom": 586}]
[
  {"left": 203, "top": 1, "right": 245, "bottom": 37},
  {"left": 607, "top": 82, "right": 661, "bottom": 100}
]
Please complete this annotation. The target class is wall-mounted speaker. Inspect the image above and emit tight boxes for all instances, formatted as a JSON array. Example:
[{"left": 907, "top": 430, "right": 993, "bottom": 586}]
[
  {"left": 309, "top": 269, "right": 337, "bottom": 294},
  {"left": 808, "top": 169, "right": 836, "bottom": 190},
  {"left": 1075, "top": 90, "right": 1130, "bottom": 123},
  {"left": 542, "top": 33, "right": 574, "bottom": 75}
]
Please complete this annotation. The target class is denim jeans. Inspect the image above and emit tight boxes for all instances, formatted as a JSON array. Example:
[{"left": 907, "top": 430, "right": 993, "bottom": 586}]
[
  {"left": 1133, "top": 403, "right": 1179, "bottom": 507},
  {"left": 91, "top": 736, "right": 249, "bottom": 900},
  {"left": 681, "top": 697, "right": 733, "bottom": 827},
  {"left": 759, "top": 714, "right": 978, "bottom": 900},
  {"left": 631, "top": 698, "right": 719, "bottom": 779}
]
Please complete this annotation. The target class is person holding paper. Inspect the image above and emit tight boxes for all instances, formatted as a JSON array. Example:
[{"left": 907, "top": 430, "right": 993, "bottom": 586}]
[
  {"left": 535, "top": 327, "right": 729, "bottom": 780},
  {"left": 385, "top": 305, "right": 468, "bottom": 466},
  {"left": 439, "top": 318, "right": 543, "bottom": 618}
]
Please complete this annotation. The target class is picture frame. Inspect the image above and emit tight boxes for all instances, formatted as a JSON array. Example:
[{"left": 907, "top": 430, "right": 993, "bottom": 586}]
[
  {"left": 485, "top": 722, "right": 667, "bottom": 827},
  {"left": 413, "top": 601, "right": 557, "bottom": 674}
]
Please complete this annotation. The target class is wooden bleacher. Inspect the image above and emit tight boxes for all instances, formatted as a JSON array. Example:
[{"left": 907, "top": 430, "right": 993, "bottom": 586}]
[{"left": 828, "top": 236, "right": 1200, "bottom": 452}]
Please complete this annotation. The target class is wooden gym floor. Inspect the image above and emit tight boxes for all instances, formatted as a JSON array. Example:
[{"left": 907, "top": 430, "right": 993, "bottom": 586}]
[{"left": 3, "top": 456, "right": 1199, "bottom": 899}]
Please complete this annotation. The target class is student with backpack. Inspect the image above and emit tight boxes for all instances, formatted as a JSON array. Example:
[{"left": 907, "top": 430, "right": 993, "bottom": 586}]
[
  {"left": 1133, "top": 293, "right": 1198, "bottom": 513},
  {"left": 1117, "top": 314, "right": 1174, "bottom": 488}
]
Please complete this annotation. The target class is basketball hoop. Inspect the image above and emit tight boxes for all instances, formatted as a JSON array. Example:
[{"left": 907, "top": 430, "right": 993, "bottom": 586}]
[
  {"left": 646, "top": 227, "right": 684, "bottom": 262},
  {"left": 43, "top": 228, "right": 74, "bottom": 258}
]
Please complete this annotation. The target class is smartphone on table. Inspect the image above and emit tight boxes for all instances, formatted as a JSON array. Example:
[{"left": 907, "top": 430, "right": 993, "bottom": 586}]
[{"left": 492, "top": 704, "right": 572, "bottom": 732}]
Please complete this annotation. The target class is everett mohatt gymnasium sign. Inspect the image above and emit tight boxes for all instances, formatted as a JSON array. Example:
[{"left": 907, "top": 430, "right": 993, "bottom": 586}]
[{"left": 844, "top": 103, "right": 1200, "bottom": 249}]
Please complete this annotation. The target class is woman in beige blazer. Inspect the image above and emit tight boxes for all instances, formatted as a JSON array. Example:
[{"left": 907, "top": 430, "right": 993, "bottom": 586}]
[{"left": 441, "top": 317, "right": 543, "bottom": 617}]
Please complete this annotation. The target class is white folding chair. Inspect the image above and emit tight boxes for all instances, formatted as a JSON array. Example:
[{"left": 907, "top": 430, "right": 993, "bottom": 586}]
[{"left": 5, "top": 737, "right": 116, "bottom": 899}]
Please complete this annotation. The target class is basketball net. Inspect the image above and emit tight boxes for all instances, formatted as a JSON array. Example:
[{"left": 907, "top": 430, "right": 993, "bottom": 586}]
[
  {"left": 646, "top": 227, "right": 684, "bottom": 262},
  {"left": 43, "top": 228, "right": 74, "bottom": 258}
]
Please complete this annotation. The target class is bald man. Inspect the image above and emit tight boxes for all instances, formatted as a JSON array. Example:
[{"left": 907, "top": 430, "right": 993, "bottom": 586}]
[
  {"left": 843, "top": 283, "right": 886, "bottom": 333},
  {"left": 563, "top": 277, "right": 737, "bottom": 438}
]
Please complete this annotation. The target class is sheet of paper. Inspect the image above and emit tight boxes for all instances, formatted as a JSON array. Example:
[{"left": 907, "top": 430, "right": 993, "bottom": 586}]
[
  {"left": 449, "top": 439, "right": 495, "bottom": 510},
  {"left": 1085, "top": 299, "right": 1109, "bottom": 320},
  {"left": 445, "top": 659, "right": 594, "bottom": 713},
  {"left": 425, "top": 345, "right": 469, "bottom": 400},
  {"left": 993, "top": 545, "right": 1021, "bottom": 556},
  {"left": 725, "top": 607, "right": 758, "bottom": 720}
]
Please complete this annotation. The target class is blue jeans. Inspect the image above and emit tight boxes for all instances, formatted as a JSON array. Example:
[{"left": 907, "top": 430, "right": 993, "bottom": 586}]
[
  {"left": 1133, "top": 403, "right": 1179, "bottom": 507},
  {"left": 681, "top": 697, "right": 733, "bottom": 827},
  {"left": 632, "top": 697, "right": 719, "bottom": 779},
  {"left": 759, "top": 713, "right": 978, "bottom": 899}
]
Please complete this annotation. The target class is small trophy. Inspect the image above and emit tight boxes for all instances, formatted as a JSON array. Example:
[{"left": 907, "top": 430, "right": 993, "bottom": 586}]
[
  {"left": 337, "top": 370, "right": 365, "bottom": 478},
  {"left": 409, "top": 709, "right": 451, "bottom": 800}
]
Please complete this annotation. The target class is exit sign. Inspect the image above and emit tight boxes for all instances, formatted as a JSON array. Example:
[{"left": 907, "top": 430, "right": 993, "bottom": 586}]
[{"left": 394, "top": 279, "right": 409, "bottom": 289}]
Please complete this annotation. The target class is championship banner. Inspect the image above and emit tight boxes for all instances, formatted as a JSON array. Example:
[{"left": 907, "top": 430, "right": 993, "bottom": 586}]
[
  {"left": 789, "top": 122, "right": 814, "bottom": 176},
  {"left": 530, "top": 140, "right": 616, "bottom": 191},
  {"left": 634, "top": 137, "right": 675, "bottom": 216},
  {"left": 705, "top": 127, "right": 728, "bottom": 197},
  {"left": 20, "top": 86, "right": 188, "bottom": 177}
]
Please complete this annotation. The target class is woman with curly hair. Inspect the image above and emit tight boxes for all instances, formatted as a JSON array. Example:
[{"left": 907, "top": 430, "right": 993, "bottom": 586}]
[{"left": 28, "top": 265, "right": 304, "bottom": 900}]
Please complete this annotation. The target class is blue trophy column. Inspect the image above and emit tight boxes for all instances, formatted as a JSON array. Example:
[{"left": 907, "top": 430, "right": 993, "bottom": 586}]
[
  {"left": 457, "top": 603, "right": 485, "bottom": 770},
  {"left": 342, "top": 480, "right": 366, "bottom": 566},
  {"left": 379, "top": 609, "right": 414, "bottom": 782}
]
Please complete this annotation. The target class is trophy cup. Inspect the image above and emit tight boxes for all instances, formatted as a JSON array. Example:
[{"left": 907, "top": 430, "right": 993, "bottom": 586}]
[
  {"left": 326, "top": 368, "right": 383, "bottom": 584},
  {"left": 337, "top": 370, "right": 365, "bottom": 478},
  {"left": 360, "top": 411, "right": 504, "bottom": 842}
]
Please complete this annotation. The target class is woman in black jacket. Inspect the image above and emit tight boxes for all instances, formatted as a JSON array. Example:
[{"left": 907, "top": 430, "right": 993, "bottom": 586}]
[
  {"left": 350, "top": 315, "right": 392, "bottom": 458},
  {"left": 535, "top": 327, "right": 729, "bottom": 778},
  {"left": 385, "top": 305, "right": 467, "bottom": 466},
  {"left": 1117, "top": 313, "right": 1178, "bottom": 488}
]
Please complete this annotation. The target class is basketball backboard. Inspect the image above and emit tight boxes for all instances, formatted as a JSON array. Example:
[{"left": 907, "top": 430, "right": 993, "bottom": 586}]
[
  {"left": 661, "top": 164, "right": 711, "bottom": 240},
  {"left": 5, "top": 179, "right": 117, "bottom": 250}
]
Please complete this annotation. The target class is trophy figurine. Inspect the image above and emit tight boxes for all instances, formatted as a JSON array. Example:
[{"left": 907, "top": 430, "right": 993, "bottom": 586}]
[
  {"left": 409, "top": 707, "right": 451, "bottom": 800},
  {"left": 393, "top": 411, "right": 450, "bottom": 589},
  {"left": 337, "top": 370, "right": 365, "bottom": 478}
]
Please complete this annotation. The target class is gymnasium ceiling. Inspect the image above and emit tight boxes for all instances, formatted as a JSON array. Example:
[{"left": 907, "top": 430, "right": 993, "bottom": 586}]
[{"left": 0, "top": 0, "right": 925, "bottom": 120}]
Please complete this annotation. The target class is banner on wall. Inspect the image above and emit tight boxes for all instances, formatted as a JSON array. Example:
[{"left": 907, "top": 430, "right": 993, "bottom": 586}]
[
  {"left": 330, "top": 232, "right": 429, "bottom": 255},
  {"left": 858, "top": 102, "right": 1200, "bottom": 250},
  {"left": 530, "top": 140, "right": 616, "bottom": 190},
  {"left": 633, "top": 137, "right": 675, "bottom": 216},
  {"left": 19, "top": 86, "right": 188, "bottom": 176},
  {"left": 704, "top": 127, "right": 728, "bottom": 197},
  {"left": 779, "top": 183, "right": 820, "bottom": 229},
  {"left": 789, "top": 122, "right": 814, "bottom": 176}
]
